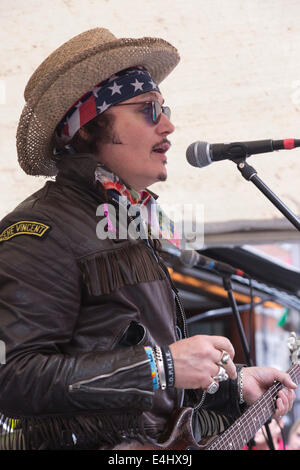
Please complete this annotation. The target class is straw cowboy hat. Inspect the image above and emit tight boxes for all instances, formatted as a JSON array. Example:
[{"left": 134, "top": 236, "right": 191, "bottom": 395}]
[{"left": 16, "top": 28, "right": 180, "bottom": 177}]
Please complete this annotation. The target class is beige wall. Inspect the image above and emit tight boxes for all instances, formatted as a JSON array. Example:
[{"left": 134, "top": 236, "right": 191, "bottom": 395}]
[{"left": 1, "top": 0, "right": 300, "bottom": 233}]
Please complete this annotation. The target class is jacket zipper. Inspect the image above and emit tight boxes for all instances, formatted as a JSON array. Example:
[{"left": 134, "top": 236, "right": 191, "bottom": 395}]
[
  {"left": 109, "top": 195, "right": 188, "bottom": 338},
  {"left": 69, "top": 385, "right": 153, "bottom": 396},
  {"left": 155, "top": 255, "right": 188, "bottom": 339},
  {"left": 173, "top": 287, "right": 189, "bottom": 340},
  {"left": 168, "top": 270, "right": 207, "bottom": 410},
  {"left": 194, "top": 391, "right": 207, "bottom": 410},
  {"left": 148, "top": 242, "right": 207, "bottom": 409},
  {"left": 106, "top": 197, "right": 198, "bottom": 405},
  {"left": 69, "top": 358, "right": 151, "bottom": 392}
]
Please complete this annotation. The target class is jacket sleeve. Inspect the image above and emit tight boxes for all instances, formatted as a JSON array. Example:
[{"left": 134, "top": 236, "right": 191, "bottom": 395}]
[
  {"left": 0, "top": 211, "right": 153, "bottom": 422},
  {"left": 202, "top": 368, "right": 246, "bottom": 420}
]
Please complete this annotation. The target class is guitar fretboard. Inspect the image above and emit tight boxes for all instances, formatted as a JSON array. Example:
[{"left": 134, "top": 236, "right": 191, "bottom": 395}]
[{"left": 207, "top": 364, "right": 300, "bottom": 450}]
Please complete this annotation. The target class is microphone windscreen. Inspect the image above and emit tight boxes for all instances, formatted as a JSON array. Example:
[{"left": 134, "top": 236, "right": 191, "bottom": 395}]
[
  {"left": 180, "top": 250, "right": 199, "bottom": 267},
  {"left": 186, "top": 141, "right": 211, "bottom": 168}
]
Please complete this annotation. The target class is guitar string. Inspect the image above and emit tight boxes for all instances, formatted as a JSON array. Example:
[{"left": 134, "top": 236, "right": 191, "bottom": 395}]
[
  {"left": 214, "top": 367, "right": 299, "bottom": 450},
  {"left": 214, "top": 367, "right": 298, "bottom": 450},
  {"left": 213, "top": 389, "right": 276, "bottom": 450},
  {"left": 209, "top": 387, "right": 274, "bottom": 449},
  {"left": 231, "top": 366, "right": 300, "bottom": 449},
  {"left": 226, "top": 366, "right": 299, "bottom": 449},
  {"left": 210, "top": 387, "right": 278, "bottom": 450},
  {"left": 209, "top": 379, "right": 281, "bottom": 449},
  {"left": 208, "top": 365, "right": 299, "bottom": 450}
]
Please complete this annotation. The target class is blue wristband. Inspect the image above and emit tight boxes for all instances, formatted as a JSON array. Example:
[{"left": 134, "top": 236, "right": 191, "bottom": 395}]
[{"left": 144, "top": 346, "right": 159, "bottom": 390}]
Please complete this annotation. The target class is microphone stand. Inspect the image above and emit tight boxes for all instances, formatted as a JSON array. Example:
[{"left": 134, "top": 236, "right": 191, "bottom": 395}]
[
  {"left": 222, "top": 276, "right": 253, "bottom": 367},
  {"left": 225, "top": 156, "right": 300, "bottom": 449},
  {"left": 222, "top": 274, "right": 275, "bottom": 450},
  {"left": 236, "top": 160, "right": 300, "bottom": 231}
]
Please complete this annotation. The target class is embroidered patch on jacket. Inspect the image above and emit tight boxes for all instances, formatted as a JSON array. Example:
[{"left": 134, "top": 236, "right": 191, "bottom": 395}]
[{"left": 0, "top": 221, "right": 51, "bottom": 243}]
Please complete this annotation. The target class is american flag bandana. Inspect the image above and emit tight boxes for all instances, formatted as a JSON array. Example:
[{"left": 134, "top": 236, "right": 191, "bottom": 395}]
[
  {"left": 55, "top": 66, "right": 161, "bottom": 145},
  {"left": 95, "top": 164, "right": 181, "bottom": 248}
]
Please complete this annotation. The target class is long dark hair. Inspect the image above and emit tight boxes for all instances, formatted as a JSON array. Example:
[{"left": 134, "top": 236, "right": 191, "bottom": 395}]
[{"left": 53, "top": 111, "right": 115, "bottom": 156}]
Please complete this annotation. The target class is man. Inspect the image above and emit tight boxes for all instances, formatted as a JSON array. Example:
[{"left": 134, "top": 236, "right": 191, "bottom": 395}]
[
  {"left": 288, "top": 418, "right": 300, "bottom": 450},
  {"left": 0, "top": 28, "right": 296, "bottom": 450}
]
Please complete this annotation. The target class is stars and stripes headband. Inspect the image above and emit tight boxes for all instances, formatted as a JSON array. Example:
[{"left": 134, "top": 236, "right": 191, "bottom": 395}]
[{"left": 55, "top": 66, "right": 161, "bottom": 146}]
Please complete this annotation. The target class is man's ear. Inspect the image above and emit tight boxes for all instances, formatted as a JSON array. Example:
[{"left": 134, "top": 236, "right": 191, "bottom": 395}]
[{"left": 78, "top": 127, "right": 91, "bottom": 141}]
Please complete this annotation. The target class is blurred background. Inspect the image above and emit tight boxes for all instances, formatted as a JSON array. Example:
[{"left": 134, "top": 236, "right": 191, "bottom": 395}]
[{"left": 1, "top": 0, "right": 300, "bottom": 448}]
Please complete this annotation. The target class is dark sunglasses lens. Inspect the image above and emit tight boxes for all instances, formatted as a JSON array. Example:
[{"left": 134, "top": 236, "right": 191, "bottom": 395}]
[
  {"left": 163, "top": 106, "right": 171, "bottom": 120},
  {"left": 152, "top": 101, "right": 160, "bottom": 123},
  {"left": 152, "top": 101, "right": 171, "bottom": 123}
]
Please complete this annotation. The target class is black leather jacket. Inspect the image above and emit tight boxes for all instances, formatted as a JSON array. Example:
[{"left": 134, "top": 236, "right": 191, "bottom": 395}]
[{"left": 0, "top": 154, "right": 242, "bottom": 449}]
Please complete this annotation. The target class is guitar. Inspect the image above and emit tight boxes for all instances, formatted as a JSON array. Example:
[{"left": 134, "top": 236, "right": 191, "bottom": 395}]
[{"left": 151, "top": 332, "right": 300, "bottom": 450}]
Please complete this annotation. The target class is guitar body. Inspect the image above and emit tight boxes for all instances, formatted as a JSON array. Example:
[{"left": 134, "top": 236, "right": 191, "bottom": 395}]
[
  {"left": 134, "top": 364, "right": 300, "bottom": 450},
  {"left": 111, "top": 334, "right": 300, "bottom": 451},
  {"left": 112, "top": 408, "right": 214, "bottom": 451},
  {"left": 155, "top": 335, "right": 300, "bottom": 451},
  {"left": 154, "top": 407, "right": 208, "bottom": 450}
]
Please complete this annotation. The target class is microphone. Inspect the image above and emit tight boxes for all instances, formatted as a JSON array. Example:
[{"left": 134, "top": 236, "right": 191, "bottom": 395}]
[
  {"left": 160, "top": 241, "right": 246, "bottom": 277},
  {"left": 179, "top": 250, "right": 246, "bottom": 277},
  {"left": 186, "top": 138, "right": 300, "bottom": 168}
]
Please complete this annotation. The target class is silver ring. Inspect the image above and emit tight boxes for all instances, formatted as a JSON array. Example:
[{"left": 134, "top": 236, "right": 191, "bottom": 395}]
[
  {"left": 207, "top": 380, "right": 219, "bottom": 394},
  {"left": 220, "top": 350, "right": 230, "bottom": 365},
  {"left": 213, "top": 366, "right": 229, "bottom": 382}
]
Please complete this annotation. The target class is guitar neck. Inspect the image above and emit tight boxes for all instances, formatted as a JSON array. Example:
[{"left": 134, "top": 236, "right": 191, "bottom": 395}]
[{"left": 207, "top": 364, "right": 300, "bottom": 450}]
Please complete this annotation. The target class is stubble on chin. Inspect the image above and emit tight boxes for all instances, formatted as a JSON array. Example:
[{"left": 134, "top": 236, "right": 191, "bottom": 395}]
[{"left": 157, "top": 172, "right": 167, "bottom": 182}]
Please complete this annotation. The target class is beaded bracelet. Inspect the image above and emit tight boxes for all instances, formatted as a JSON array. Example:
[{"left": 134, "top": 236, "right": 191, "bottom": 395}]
[
  {"left": 144, "top": 345, "right": 175, "bottom": 391},
  {"left": 144, "top": 346, "right": 159, "bottom": 390}
]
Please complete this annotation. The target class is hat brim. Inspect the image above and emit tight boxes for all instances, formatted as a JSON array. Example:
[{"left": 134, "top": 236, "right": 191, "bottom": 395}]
[{"left": 17, "top": 36, "right": 180, "bottom": 176}]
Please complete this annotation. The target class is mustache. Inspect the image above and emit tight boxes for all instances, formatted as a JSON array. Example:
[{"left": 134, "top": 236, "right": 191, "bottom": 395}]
[{"left": 152, "top": 139, "right": 171, "bottom": 150}]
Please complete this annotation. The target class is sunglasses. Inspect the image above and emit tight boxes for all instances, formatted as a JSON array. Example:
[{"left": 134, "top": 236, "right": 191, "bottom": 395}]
[{"left": 114, "top": 100, "right": 171, "bottom": 124}]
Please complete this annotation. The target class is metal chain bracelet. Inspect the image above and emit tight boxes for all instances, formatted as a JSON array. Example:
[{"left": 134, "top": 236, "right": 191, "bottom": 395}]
[
  {"left": 238, "top": 367, "right": 245, "bottom": 404},
  {"left": 154, "top": 345, "right": 167, "bottom": 390}
]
